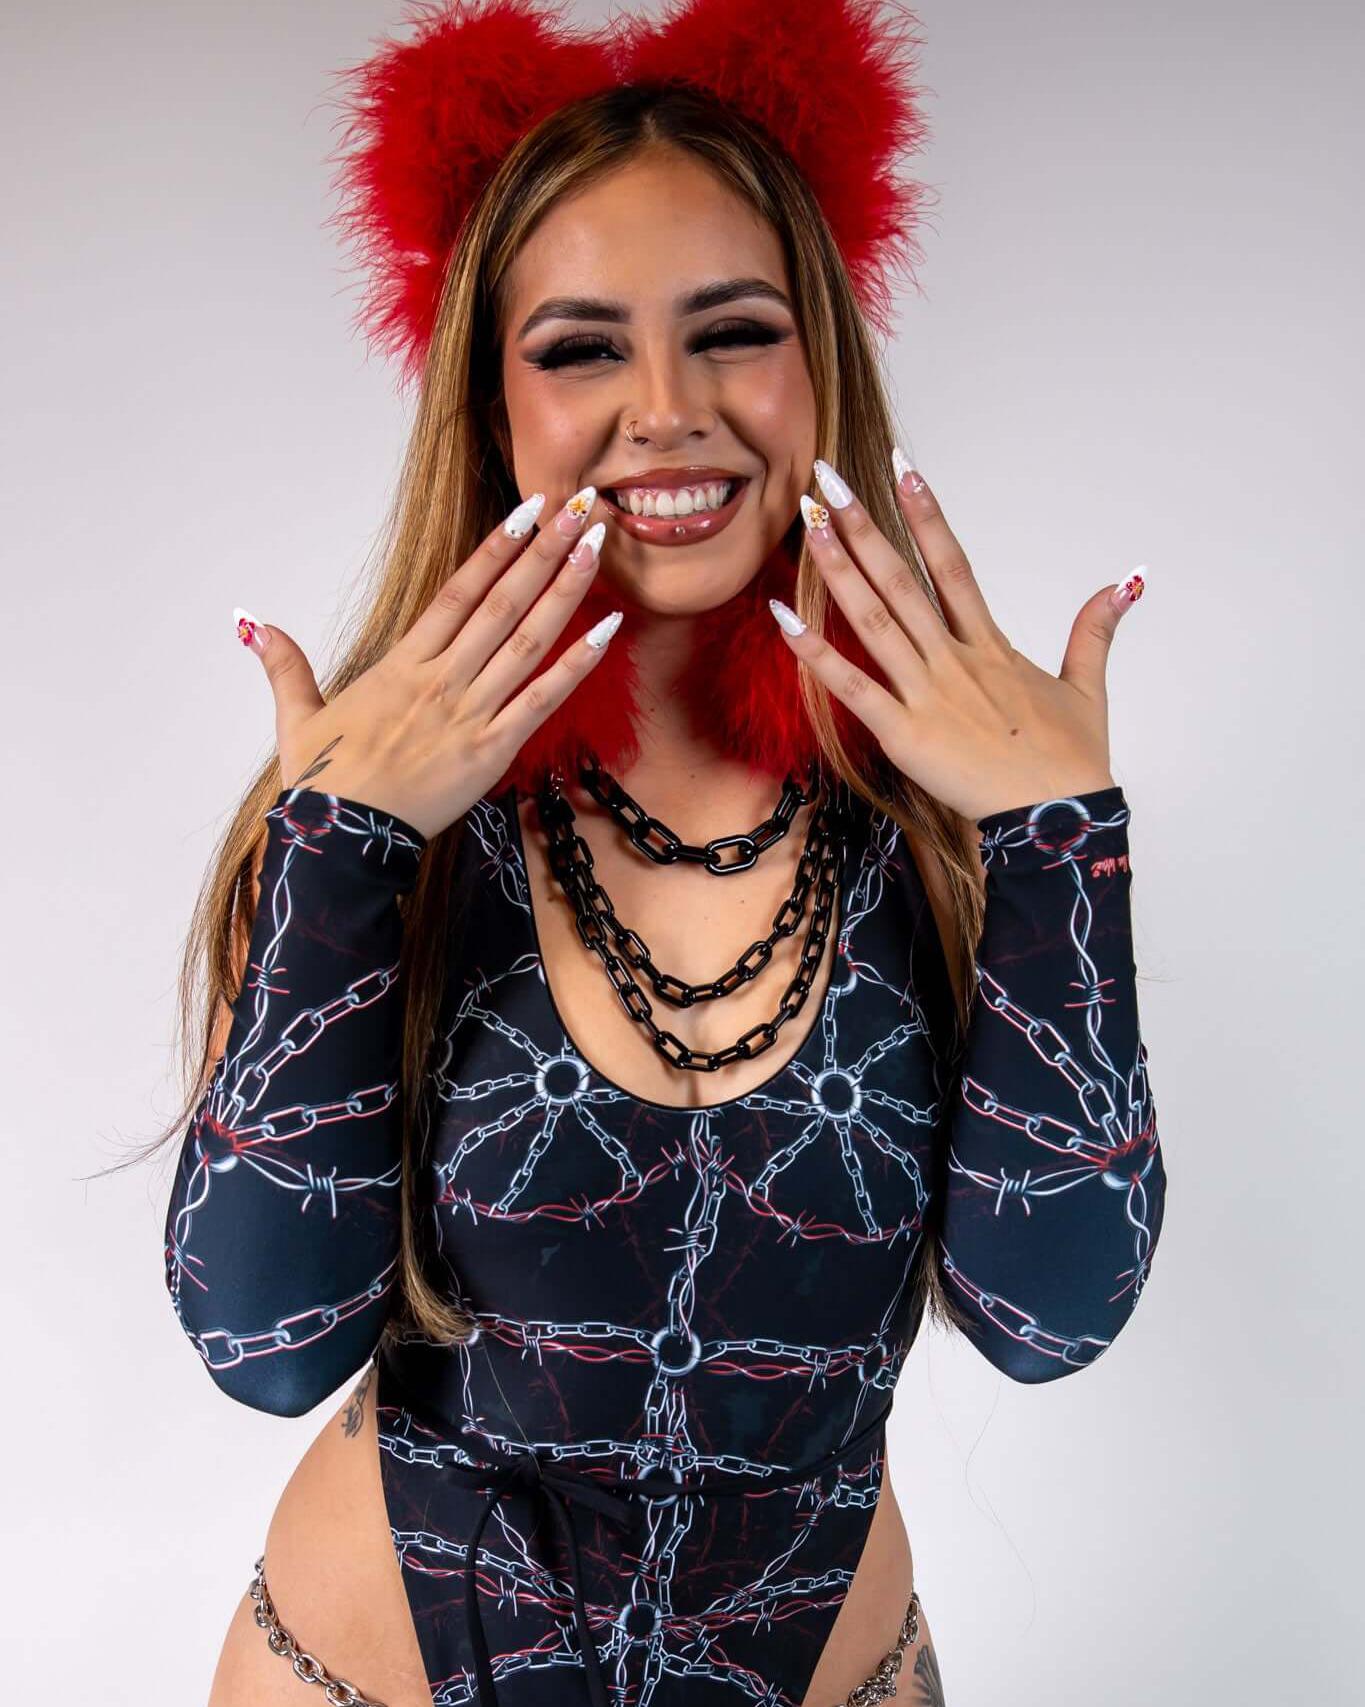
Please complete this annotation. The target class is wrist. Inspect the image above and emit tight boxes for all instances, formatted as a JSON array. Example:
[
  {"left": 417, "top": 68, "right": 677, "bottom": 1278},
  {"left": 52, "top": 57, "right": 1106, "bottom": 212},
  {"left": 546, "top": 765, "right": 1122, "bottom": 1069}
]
[
  {"left": 975, "top": 783, "right": 1130, "bottom": 874},
  {"left": 266, "top": 787, "right": 427, "bottom": 891},
  {"left": 973, "top": 773, "right": 1116, "bottom": 826}
]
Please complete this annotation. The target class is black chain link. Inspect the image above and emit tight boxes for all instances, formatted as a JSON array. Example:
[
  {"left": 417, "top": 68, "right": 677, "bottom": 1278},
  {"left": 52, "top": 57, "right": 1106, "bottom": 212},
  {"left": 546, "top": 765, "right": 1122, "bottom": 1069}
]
[
  {"left": 534, "top": 764, "right": 851, "bottom": 1072},
  {"left": 577, "top": 753, "right": 822, "bottom": 872}
]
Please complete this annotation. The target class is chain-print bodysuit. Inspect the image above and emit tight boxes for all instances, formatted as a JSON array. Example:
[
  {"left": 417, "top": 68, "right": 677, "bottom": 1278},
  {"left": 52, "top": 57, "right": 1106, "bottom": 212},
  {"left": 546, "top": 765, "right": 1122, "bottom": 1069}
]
[{"left": 164, "top": 777, "right": 1166, "bottom": 1706}]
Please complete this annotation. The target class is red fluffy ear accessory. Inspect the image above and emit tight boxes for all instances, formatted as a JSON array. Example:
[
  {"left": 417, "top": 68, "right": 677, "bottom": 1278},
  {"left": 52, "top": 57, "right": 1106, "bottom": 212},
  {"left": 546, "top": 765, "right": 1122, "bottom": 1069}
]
[
  {"left": 324, "top": 0, "right": 932, "bottom": 797},
  {"left": 327, "top": 0, "right": 935, "bottom": 386}
]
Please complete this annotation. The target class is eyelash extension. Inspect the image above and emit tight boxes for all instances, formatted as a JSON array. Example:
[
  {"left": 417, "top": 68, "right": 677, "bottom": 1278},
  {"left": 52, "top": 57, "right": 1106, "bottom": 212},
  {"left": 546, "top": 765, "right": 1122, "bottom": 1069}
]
[{"left": 531, "top": 321, "right": 786, "bottom": 372}]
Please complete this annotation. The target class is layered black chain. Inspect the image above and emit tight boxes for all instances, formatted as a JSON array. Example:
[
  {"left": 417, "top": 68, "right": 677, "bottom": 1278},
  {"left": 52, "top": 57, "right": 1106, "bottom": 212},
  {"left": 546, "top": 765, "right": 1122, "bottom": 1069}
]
[
  {"left": 576, "top": 753, "right": 822, "bottom": 872},
  {"left": 534, "top": 761, "right": 850, "bottom": 1073}
]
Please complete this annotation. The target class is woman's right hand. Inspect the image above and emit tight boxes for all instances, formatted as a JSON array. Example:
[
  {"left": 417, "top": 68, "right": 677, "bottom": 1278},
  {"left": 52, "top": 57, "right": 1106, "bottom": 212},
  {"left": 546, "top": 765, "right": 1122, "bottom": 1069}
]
[{"left": 234, "top": 486, "right": 619, "bottom": 841}]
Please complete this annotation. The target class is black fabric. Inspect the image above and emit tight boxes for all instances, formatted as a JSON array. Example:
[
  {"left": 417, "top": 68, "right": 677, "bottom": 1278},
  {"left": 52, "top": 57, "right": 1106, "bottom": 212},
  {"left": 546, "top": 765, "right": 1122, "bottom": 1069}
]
[{"left": 165, "top": 776, "right": 1165, "bottom": 1705}]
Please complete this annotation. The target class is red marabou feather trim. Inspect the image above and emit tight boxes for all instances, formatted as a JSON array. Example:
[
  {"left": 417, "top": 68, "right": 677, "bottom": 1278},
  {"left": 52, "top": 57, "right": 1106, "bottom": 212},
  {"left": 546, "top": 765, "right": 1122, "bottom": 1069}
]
[
  {"left": 324, "top": 0, "right": 929, "bottom": 793},
  {"left": 488, "top": 536, "right": 884, "bottom": 799},
  {"left": 326, "top": 0, "right": 933, "bottom": 388}
]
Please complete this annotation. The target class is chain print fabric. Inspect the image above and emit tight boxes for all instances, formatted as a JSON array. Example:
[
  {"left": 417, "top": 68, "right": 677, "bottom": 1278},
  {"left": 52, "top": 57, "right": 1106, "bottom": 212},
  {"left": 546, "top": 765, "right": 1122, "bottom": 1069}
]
[
  {"left": 163, "top": 788, "right": 426, "bottom": 1416},
  {"left": 163, "top": 777, "right": 1166, "bottom": 1706}
]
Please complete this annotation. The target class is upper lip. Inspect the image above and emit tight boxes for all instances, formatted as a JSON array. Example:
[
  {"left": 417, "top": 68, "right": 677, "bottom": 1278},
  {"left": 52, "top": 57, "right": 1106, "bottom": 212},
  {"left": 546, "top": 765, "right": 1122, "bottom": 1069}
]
[{"left": 598, "top": 466, "right": 748, "bottom": 493}]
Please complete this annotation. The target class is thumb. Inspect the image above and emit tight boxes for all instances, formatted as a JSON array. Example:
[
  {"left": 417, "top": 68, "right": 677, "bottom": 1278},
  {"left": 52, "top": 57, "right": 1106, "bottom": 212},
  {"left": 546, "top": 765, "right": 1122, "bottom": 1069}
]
[
  {"left": 233, "top": 606, "right": 325, "bottom": 742},
  {"left": 1058, "top": 567, "right": 1145, "bottom": 694}
]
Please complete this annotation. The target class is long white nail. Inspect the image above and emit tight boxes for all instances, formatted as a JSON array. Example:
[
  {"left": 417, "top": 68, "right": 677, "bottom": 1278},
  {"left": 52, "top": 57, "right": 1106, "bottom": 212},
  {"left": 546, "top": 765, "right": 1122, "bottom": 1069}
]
[
  {"left": 234, "top": 605, "right": 270, "bottom": 651},
  {"left": 892, "top": 443, "right": 925, "bottom": 494},
  {"left": 585, "top": 609, "right": 623, "bottom": 650},
  {"left": 812, "top": 458, "right": 853, "bottom": 508},
  {"left": 570, "top": 520, "right": 606, "bottom": 566},
  {"left": 556, "top": 485, "right": 597, "bottom": 535},
  {"left": 503, "top": 492, "right": 546, "bottom": 538},
  {"left": 800, "top": 493, "right": 831, "bottom": 535},
  {"left": 768, "top": 598, "right": 806, "bottom": 636}
]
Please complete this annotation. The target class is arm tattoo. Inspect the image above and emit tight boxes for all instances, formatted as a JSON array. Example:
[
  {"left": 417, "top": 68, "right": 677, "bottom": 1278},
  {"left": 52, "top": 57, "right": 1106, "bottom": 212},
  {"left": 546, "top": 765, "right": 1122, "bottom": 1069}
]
[
  {"left": 340, "top": 1363, "right": 375, "bottom": 1437},
  {"left": 291, "top": 735, "right": 346, "bottom": 792}
]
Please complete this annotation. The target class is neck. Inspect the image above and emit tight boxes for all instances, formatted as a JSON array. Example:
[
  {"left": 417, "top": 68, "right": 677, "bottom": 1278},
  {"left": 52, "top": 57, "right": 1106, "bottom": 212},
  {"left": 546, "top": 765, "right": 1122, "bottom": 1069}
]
[
  {"left": 491, "top": 537, "right": 880, "bottom": 802},
  {"left": 612, "top": 606, "right": 745, "bottom": 790}
]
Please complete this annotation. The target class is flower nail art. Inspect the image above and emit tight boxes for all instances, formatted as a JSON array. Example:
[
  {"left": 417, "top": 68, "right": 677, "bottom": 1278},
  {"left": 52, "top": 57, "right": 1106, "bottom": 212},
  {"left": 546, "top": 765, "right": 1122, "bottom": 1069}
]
[
  {"left": 556, "top": 485, "right": 597, "bottom": 535},
  {"left": 800, "top": 493, "right": 832, "bottom": 536},
  {"left": 234, "top": 606, "right": 269, "bottom": 651},
  {"left": 1111, "top": 567, "right": 1147, "bottom": 611}
]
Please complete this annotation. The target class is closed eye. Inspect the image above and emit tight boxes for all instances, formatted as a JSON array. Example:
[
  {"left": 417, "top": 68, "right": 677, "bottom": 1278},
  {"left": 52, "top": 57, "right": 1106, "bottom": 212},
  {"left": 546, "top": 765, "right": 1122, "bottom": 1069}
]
[{"left": 529, "top": 320, "right": 788, "bottom": 372}]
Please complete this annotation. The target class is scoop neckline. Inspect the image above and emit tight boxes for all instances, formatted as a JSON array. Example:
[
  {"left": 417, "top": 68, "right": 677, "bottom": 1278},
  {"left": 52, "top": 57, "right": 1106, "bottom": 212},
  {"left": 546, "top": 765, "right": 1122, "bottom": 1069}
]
[{"left": 497, "top": 780, "right": 866, "bottom": 1116}]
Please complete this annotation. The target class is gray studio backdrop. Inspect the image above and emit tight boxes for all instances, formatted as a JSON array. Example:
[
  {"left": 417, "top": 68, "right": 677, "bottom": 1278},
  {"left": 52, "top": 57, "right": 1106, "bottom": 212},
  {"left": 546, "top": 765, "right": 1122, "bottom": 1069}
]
[{"left": 5, "top": 2, "right": 1359, "bottom": 1702}]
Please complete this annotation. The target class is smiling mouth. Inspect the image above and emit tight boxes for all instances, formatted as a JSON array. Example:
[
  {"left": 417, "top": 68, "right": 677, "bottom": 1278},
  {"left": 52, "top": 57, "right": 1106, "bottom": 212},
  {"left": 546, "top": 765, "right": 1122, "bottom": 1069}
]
[
  {"left": 598, "top": 477, "right": 750, "bottom": 546},
  {"left": 602, "top": 477, "right": 742, "bottom": 516}
]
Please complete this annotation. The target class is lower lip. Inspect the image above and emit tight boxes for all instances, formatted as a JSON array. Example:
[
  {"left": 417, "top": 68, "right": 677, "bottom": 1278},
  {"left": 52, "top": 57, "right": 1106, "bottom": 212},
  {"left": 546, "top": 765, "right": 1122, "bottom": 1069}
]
[{"left": 600, "top": 479, "right": 749, "bottom": 546}]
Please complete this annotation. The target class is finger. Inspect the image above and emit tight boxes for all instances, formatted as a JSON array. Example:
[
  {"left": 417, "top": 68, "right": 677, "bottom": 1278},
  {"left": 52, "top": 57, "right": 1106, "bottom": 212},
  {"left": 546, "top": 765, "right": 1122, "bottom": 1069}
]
[
  {"left": 233, "top": 607, "right": 325, "bottom": 744},
  {"left": 766, "top": 597, "right": 908, "bottom": 755},
  {"left": 1059, "top": 571, "right": 1145, "bottom": 694},
  {"left": 395, "top": 487, "right": 586, "bottom": 664},
  {"left": 464, "top": 521, "right": 607, "bottom": 717},
  {"left": 483, "top": 605, "right": 623, "bottom": 752},
  {"left": 393, "top": 490, "right": 549, "bottom": 663},
  {"left": 439, "top": 485, "right": 604, "bottom": 687},
  {"left": 886, "top": 455, "right": 1006, "bottom": 648},
  {"left": 808, "top": 461, "right": 950, "bottom": 662},
  {"left": 798, "top": 495, "right": 929, "bottom": 704}
]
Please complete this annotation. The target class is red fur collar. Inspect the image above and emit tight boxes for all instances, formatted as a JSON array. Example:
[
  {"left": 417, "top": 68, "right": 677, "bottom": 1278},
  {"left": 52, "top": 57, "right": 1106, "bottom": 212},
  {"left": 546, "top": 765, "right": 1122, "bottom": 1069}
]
[{"left": 491, "top": 536, "right": 882, "bottom": 799}]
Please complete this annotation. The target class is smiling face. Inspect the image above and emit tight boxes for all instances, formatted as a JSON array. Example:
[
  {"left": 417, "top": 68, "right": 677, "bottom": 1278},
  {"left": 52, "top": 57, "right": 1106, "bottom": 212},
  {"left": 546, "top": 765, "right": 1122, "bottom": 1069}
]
[{"left": 498, "top": 145, "right": 818, "bottom": 616}]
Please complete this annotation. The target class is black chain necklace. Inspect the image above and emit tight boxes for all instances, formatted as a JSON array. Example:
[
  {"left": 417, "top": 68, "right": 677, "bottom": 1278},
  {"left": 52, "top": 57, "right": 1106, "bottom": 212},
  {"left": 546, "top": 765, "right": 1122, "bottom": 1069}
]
[
  {"left": 576, "top": 753, "right": 822, "bottom": 873},
  {"left": 533, "top": 761, "right": 850, "bottom": 1073}
]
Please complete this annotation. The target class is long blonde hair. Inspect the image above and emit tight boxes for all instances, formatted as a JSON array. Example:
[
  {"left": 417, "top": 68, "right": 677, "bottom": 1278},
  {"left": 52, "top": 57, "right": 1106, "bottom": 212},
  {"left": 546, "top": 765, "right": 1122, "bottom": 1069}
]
[{"left": 124, "top": 81, "right": 984, "bottom": 1351}]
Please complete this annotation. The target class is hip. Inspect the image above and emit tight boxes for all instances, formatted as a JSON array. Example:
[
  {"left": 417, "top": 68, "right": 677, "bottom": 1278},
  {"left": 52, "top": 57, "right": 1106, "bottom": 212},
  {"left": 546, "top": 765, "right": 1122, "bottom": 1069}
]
[{"left": 210, "top": 1362, "right": 931, "bottom": 1707}]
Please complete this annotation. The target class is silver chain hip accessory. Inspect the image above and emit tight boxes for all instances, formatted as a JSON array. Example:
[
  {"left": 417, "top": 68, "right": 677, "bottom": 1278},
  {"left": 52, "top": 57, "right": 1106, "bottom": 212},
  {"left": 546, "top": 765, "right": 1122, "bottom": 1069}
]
[
  {"left": 249, "top": 1553, "right": 389, "bottom": 1707},
  {"left": 249, "top": 1549, "right": 919, "bottom": 1707}
]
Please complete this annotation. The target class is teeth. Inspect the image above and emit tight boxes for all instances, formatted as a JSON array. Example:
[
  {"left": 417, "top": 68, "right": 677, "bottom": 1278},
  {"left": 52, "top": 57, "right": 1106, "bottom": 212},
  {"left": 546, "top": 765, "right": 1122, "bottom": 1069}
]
[{"left": 610, "top": 480, "right": 737, "bottom": 516}]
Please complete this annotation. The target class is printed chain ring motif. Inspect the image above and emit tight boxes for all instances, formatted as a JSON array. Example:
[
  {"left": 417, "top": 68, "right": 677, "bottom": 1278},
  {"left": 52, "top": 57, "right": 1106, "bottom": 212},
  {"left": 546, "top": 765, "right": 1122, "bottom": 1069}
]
[
  {"left": 165, "top": 767, "right": 1165, "bottom": 1704},
  {"left": 248, "top": 1548, "right": 925, "bottom": 1707},
  {"left": 166, "top": 0, "right": 1166, "bottom": 1697},
  {"left": 376, "top": 1357, "right": 902, "bottom": 1707}
]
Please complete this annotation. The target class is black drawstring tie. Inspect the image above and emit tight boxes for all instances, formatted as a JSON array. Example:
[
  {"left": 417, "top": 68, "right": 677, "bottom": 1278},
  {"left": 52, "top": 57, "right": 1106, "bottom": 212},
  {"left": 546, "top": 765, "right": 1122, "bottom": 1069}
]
[
  {"left": 383, "top": 1365, "right": 894, "bottom": 1707},
  {"left": 457, "top": 1444, "right": 637, "bottom": 1707}
]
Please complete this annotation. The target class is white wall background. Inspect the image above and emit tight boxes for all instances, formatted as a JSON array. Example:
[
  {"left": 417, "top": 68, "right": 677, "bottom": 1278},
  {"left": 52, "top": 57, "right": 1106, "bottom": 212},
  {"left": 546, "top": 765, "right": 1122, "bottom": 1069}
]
[{"left": 4, "top": 1, "right": 1360, "bottom": 1701}]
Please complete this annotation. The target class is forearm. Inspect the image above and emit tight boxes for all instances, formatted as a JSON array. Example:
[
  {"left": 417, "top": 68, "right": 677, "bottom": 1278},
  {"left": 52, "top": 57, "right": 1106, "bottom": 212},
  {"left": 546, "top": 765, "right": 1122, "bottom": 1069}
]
[
  {"left": 163, "top": 788, "right": 426, "bottom": 1416},
  {"left": 939, "top": 784, "right": 1166, "bottom": 1382}
]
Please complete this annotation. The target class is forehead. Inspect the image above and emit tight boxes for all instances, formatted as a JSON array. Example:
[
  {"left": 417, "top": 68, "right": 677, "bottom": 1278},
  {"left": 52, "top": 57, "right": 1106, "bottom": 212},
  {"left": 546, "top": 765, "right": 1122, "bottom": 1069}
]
[{"left": 503, "top": 149, "right": 789, "bottom": 317}]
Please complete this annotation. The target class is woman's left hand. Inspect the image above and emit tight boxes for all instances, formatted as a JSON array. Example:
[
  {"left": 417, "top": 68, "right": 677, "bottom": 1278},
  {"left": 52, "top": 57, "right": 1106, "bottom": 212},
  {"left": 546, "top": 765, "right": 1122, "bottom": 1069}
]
[{"left": 769, "top": 456, "right": 1146, "bottom": 823}]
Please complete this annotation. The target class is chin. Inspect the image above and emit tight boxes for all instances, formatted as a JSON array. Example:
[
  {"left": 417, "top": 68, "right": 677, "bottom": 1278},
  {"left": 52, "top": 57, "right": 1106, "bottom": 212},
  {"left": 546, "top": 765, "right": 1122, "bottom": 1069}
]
[{"left": 599, "top": 542, "right": 775, "bottom": 619}]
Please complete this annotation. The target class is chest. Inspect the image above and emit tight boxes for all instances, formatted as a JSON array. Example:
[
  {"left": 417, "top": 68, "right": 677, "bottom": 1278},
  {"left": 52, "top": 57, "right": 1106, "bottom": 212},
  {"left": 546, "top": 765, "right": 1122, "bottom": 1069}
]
[
  {"left": 511, "top": 790, "right": 847, "bottom": 1110},
  {"left": 413, "top": 787, "right": 955, "bottom": 1399}
]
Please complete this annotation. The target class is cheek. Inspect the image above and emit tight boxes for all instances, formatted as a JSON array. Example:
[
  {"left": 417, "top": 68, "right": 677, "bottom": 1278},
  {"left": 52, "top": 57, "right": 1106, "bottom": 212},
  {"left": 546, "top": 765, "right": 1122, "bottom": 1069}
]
[
  {"left": 503, "top": 375, "right": 596, "bottom": 477},
  {"left": 729, "top": 354, "right": 816, "bottom": 470}
]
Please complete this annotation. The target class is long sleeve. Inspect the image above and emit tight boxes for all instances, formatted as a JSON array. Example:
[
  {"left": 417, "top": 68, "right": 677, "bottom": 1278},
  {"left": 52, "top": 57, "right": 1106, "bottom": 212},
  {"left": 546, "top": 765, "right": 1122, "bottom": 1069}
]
[
  {"left": 163, "top": 786, "right": 427, "bottom": 1417},
  {"left": 937, "top": 783, "right": 1166, "bottom": 1383}
]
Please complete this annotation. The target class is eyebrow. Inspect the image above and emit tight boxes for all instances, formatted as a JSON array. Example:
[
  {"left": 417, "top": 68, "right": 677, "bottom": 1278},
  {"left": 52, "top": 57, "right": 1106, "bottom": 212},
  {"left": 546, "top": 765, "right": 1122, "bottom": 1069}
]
[{"left": 515, "top": 277, "right": 792, "bottom": 342}]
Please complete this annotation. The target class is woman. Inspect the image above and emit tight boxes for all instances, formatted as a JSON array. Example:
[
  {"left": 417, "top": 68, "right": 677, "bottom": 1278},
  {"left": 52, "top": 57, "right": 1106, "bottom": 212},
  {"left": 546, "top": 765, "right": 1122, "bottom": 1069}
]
[{"left": 157, "top": 4, "right": 1166, "bottom": 1704}]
